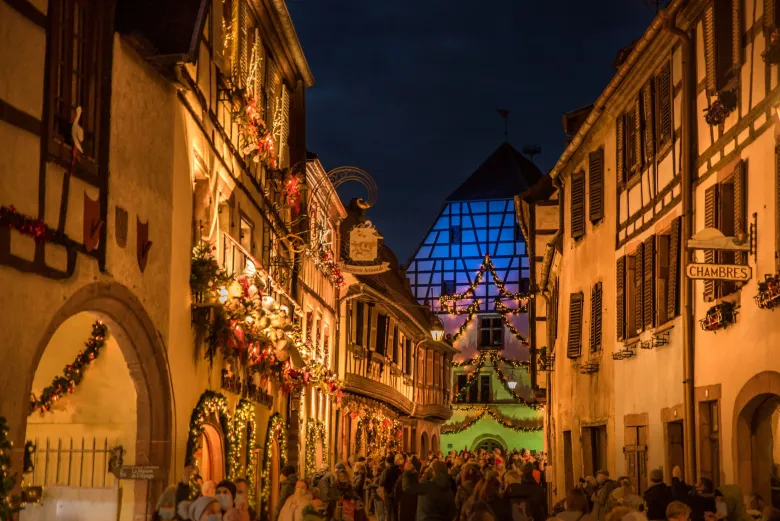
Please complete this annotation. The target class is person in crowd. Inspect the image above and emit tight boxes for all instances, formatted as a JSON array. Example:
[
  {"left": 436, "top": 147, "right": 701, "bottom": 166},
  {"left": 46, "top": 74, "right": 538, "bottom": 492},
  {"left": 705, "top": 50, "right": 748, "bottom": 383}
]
[
  {"left": 352, "top": 462, "right": 367, "bottom": 502},
  {"left": 645, "top": 469, "right": 673, "bottom": 521},
  {"left": 275, "top": 465, "right": 299, "bottom": 521},
  {"left": 607, "top": 507, "right": 634, "bottom": 521},
  {"left": 713, "top": 485, "right": 754, "bottom": 521},
  {"left": 476, "top": 477, "right": 509, "bottom": 520},
  {"left": 216, "top": 480, "right": 250, "bottom": 521},
  {"left": 762, "top": 507, "right": 780, "bottom": 521},
  {"left": 278, "top": 480, "right": 313, "bottom": 521},
  {"left": 301, "top": 499, "right": 327, "bottom": 521},
  {"left": 667, "top": 501, "right": 693, "bottom": 521},
  {"left": 455, "top": 463, "right": 482, "bottom": 516},
  {"left": 395, "top": 457, "right": 419, "bottom": 521},
  {"left": 531, "top": 460, "right": 542, "bottom": 484},
  {"left": 556, "top": 487, "right": 596, "bottom": 521},
  {"left": 593, "top": 470, "right": 618, "bottom": 521},
  {"left": 189, "top": 495, "right": 222, "bottom": 521},
  {"left": 234, "top": 477, "right": 257, "bottom": 521},
  {"left": 504, "top": 463, "right": 547, "bottom": 521},
  {"left": 153, "top": 485, "right": 178, "bottom": 521},
  {"left": 748, "top": 495, "right": 765, "bottom": 520},
  {"left": 402, "top": 460, "right": 455, "bottom": 521},
  {"left": 366, "top": 459, "right": 385, "bottom": 521},
  {"left": 379, "top": 454, "right": 403, "bottom": 521},
  {"left": 460, "top": 479, "right": 487, "bottom": 521},
  {"left": 313, "top": 464, "right": 337, "bottom": 505},
  {"left": 202, "top": 480, "right": 217, "bottom": 498},
  {"left": 176, "top": 467, "right": 201, "bottom": 505},
  {"left": 333, "top": 469, "right": 367, "bottom": 521},
  {"left": 606, "top": 477, "right": 630, "bottom": 513}
]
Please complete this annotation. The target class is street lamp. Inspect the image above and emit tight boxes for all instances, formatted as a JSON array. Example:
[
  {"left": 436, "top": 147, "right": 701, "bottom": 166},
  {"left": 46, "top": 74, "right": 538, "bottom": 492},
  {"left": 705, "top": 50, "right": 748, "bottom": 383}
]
[
  {"left": 431, "top": 316, "right": 445, "bottom": 341},
  {"left": 506, "top": 368, "right": 518, "bottom": 390}
]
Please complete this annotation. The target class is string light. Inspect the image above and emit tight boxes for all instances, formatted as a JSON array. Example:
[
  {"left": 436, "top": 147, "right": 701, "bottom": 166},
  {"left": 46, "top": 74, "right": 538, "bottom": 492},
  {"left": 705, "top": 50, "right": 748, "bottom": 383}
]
[
  {"left": 0, "top": 417, "right": 22, "bottom": 519},
  {"left": 442, "top": 409, "right": 543, "bottom": 435},
  {"left": 29, "top": 321, "right": 108, "bottom": 415},
  {"left": 260, "top": 413, "right": 287, "bottom": 518},
  {"left": 453, "top": 351, "right": 541, "bottom": 409},
  {"left": 231, "top": 399, "right": 258, "bottom": 508},
  {"left": 304, "top": 420, "right": 327, "bottom": 478}
]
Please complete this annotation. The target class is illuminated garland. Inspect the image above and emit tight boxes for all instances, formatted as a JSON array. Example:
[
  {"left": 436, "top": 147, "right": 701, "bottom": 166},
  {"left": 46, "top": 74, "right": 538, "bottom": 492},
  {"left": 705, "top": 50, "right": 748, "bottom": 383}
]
[
  {"left": 232, "top": 90, "right": 276, "bottom": 169},
  {"left": 499, "top": 313, "right": 529, "bottom": 344},
  {"left": 304, "top": 420, "right": 327, "bottom": 478},
  {"left": 0, "top": 417, "right": 22, "bottom": 520},
  {"left": 185, "top": 391, "right": 235, "bottom": 499},
  {"left": 442, "top": 409, "right": 543, "bottom": 435},
  {"left": 29, "top": 321, "right": 108, "bottom": 415},
  {"left": 232, "top": 399, "right": 258, "bottom": 508},
  {"left": 451, "top": 301, "right": 481, "bottom": 341},
  {"left": 0, "top": 205, "right": 54, "bottom": 244},
  {"left": 438, "top": 254, "right": 532, "bottom": 308},
  {"left": 355, "top": 417, "right": 365, "bottom": 454},
  {"left": 452, "top": 350, "right": 529, "bottom": 368},
  {"left": 489, "top": 357, "right": 541, "bottom": 410},
  {"left": 453, "top": 351, "right": 541, "bottom": 409},
  {"left": 260, "top": 413, "right": 287, "bottom": 518}
]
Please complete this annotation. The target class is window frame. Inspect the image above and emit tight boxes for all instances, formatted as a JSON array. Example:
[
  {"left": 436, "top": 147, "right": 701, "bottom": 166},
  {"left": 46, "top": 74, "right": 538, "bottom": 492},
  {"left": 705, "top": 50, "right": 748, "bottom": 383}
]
[{"left": 478, "top": 315, "right": 504, "bottom": 348}]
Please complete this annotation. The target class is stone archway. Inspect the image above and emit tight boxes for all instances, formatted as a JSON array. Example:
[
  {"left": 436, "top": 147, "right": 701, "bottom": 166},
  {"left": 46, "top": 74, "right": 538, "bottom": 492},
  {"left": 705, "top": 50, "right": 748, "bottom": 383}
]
[
  {"left": 733, "top": 371, "right": 780, "bottom": 507},
  {"left": 471, "top": 433, "right": 508, "bottom": 452},
  {"left": 420, "top": 432, "right": 429, "bottom": 459},
  {"left": 27, "top": 282, "right": 173, "bottom": 517},
  {"left": 431, "top": 434, "right": 439, "bottom": 455}
]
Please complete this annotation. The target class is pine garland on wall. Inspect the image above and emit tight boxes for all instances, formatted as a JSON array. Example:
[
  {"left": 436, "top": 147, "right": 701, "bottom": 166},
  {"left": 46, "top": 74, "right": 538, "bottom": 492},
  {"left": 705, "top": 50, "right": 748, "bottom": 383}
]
[{"left": 0, "top": 417, "right": 22, "bottom": 521}]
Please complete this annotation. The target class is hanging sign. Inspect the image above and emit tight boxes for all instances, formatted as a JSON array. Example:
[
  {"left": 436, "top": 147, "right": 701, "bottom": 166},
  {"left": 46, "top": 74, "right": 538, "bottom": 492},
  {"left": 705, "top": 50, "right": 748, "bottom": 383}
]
[
  {"left": 112, "top": 465, "right": 163, "bottom": 480},
  {"left": 685, "top": 263, "right": 752, "bottom": 281},
  {"left": 343, "top": 221, "right": 389, "bottom": 274}
]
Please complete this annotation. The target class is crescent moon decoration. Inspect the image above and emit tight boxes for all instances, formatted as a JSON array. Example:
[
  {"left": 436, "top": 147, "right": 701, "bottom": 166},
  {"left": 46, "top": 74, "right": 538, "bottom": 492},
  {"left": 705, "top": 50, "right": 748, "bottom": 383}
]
[{"left": 307, "top": 166, "right": 378, "bottom": 213}]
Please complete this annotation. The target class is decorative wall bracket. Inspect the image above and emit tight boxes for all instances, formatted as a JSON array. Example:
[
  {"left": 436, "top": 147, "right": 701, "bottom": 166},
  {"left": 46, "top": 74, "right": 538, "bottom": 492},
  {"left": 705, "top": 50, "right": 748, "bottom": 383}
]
[
  {"left": 699, "top": 301, "right": 737, "bottom": 332},
  {"left": 579, "top": 360, "right": 599, "bottom": 374},
  {"left": 755, "top": 273, "right": 780, "bottom": 310},
  {"left": 612, "top": 344, "right": 637, "bottom": 360},
  {"left": 652, "top": 330, "right": 670, "bottom": 347}
]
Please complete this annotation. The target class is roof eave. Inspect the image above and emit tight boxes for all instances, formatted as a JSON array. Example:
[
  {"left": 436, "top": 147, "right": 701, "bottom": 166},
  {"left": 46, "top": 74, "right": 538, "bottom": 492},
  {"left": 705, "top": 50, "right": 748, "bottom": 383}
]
[{"left": 269, "top": 0, "right": 315, "bottom": 87}]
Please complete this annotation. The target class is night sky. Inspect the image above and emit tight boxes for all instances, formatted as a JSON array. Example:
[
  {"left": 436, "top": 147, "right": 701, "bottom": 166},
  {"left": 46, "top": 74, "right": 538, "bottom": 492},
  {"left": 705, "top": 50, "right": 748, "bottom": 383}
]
[{"left": 288, "top": 0, "right": 657, "bottom": 262}]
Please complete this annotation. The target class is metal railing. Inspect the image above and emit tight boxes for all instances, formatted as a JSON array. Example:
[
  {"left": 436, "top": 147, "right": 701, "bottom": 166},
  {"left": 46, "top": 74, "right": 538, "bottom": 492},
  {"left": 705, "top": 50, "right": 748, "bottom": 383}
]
[{"left": 27, "top": 436, "right": 119, "bottom": 488}]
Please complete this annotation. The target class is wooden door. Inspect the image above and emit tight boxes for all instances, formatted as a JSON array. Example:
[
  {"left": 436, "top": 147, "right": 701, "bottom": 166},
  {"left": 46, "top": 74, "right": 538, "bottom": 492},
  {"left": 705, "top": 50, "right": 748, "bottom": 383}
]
[
  {"left": 667, "top": 421, "right": 685, "bottom": 479},
  {"left": 563, "top": 431, "right": 575, "bottom": 492},
  {"left": 624, "top": 426, "right": 648, "bottom": 494}
]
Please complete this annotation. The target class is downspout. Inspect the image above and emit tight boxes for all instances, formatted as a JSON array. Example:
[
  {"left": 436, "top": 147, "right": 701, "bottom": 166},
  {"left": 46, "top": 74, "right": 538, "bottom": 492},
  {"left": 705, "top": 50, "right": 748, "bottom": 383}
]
[
  {"left": 663, "top": 9, "right": 697, "bottom": 485},
  {"left": 548, "top": 175, "right": 564, "bottom": 499}
]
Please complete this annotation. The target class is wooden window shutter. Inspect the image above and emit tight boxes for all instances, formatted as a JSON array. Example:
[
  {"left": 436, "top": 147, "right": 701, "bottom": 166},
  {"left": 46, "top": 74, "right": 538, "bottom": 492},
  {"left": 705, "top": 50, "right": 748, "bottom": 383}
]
[
  {"left": 704, "top": 5, "right": 717, "bottom": 93},
  {"left": 634, "top": 97, "right": 643, "bottom": 170},
  {"left": 777, "top": 146, "right": 780, "bottom": 271},
  {"left": 617, "top": 115, "right": 626, "bottom": 184},
  {"left": 643, "top": 235, "right": 656, "bottom": 329},
  {"left": 567, "top": 292, "right": 584, "bottom": 358},
  {"left": 368, "top": 304, "right": 377, "bottom": 349},
  {"left": 657, "top": 63, "right": 672, "bottom": 150},
  {"left": 766, "top": 0, "right": 776, "bottom": 31},
  {"left": 704, "top": 184, "right": 720, "bottom": 302},
  {"left": 732, "top": 0, "right": 742, "bottom": 70},
  {"left": 616, "top": 256, "right": 626, "bottom": 341},
  {"left": 590, "top": 282, "right": 603, "bottom": 351},
  {"left": 732, "top": 160, "right": 747, "bottom": 265},
  {"left": 643, "top": 82, "right": 655, "bottom": 162},
  {"left": 635, "top": 242, "right": 645, "bottom": 333},
  {"left": 667, "top": 217, "right": 682, "bottom": 319},
  {"left": 589, "top": 149, "right": 605, "bottom": 222},
  {"left": 571, "top": 172, "right": 586, "bottom": 239},
  {"left": 238, "top": 0, "right": 249, "bottom": 87}
]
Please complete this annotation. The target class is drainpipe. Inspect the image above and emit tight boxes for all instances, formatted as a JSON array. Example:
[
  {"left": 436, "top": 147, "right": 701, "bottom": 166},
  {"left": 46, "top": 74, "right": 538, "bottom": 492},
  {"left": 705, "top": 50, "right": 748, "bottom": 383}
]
[
  {"left": 548, "top": 175, "right": 564, "bottom": 499},
  {"left": 663, "top": 9, "right": 697, "bottom": 485}
]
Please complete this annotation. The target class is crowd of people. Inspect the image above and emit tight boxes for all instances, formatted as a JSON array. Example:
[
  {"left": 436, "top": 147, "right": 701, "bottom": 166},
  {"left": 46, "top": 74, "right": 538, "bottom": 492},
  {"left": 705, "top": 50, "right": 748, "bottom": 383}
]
[
  {"left": 551, "top": 467, "right": 780, "bottom": 521},
  {"left": 151, "top": 447, "right": 548, "bottom": 521},
  {"left": 151, "top": 451, "right": 780, "bottom": 521}
]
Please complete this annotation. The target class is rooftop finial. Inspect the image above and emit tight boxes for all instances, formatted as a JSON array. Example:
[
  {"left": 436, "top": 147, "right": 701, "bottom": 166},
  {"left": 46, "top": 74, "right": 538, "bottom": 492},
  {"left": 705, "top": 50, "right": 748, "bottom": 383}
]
[{"left": 496, "top": 108, "right": 509, "bottom": 142}]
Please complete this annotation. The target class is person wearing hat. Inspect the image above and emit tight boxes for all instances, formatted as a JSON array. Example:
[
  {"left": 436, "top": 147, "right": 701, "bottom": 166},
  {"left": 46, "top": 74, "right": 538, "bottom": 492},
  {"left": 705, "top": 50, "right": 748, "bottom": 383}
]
[
  {"left": 504, "top": 462, "right": 548, "bottom": 521},
  {"left": 593, "top": 470, "right": 618, "bottom": 521},
  {"left": 152, "top": 485, "right": 178, "bottom": 521},
  {"left": 188, "top": 495, "right": 221, "bottom": 521},
  {"left": 644, "top": 469, "right": 673, "bottom": 521}
]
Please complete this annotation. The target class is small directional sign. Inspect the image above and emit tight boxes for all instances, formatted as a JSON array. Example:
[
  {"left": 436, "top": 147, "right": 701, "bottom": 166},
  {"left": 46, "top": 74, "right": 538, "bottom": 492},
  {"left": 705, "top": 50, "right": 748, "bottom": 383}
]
[
  {"left": 112, "top": 465, "right": 163, "bottom": 480},
  {"left": 685, "top": 263, "right": 752, "bottom": 281}
]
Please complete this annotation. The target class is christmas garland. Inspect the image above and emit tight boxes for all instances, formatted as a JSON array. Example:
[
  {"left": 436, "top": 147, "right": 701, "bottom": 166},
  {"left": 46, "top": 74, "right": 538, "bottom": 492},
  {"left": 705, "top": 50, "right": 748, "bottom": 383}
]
[
  {"left": 452, "top": 350, "right": 528, "bottom": 368},
  {"left": 442, "top": 409, "right": 543, "bottom": 435},
  {"left": 0, "top": 205, "right": 54, "bottom": 244},
  {"left": 453, "top": 351, "right": 541, "bottom": 409},
  {"left": 232, "top": 90, "right": 277, "bottom": 169},
  {"left": 0, "top": 417, "right": 22, "bottom": 521},
  {"left": 260, "top": 413, "right": 287, "bottom": 520},
  {"left": 184, "top": 391, "right": 235, "bottom": 485},
  {"left": 232, "top": 399, "right": 258, "bottom": 508},
  {"left": 304, "top": 419, "right": 327, "bottom": 478},
  {"left": 439, "top": 254, "right": 531, "bottom": 308},
  {"left": 29, "top": 321, "right": 108, "bottom": 415}
]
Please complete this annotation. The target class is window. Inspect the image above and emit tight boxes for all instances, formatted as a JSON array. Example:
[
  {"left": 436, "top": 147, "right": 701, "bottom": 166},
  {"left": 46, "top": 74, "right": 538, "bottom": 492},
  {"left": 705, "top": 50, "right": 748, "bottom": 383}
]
[
  {"left": 441, "top": 280, "right": 455, "bottom": 296},
  {"left": 367, "top": 304, "right": 375, "bottom": 349},
  {"left": 656, "top": 63, "right": 673, "bottom": 152},
  {"left": 567, "top": 292, "right": 583, "bottom": 358},
  {"left": 766, "top": 0, "right": 780, "bottom": 34},
  {"left": 355, "top": 303, "right": 364, "bottom": 347},
  {"left": 239, "top": 215, "right": 253, "bottom": 253},
  {"left": 405, "top": 339, "right": 412, "bottom": 375},
  {"left": 479, "top": 316, "right": 503, "bottom": 348},
  {"left": 570, "top": 172, "right": 586, "bottom": 239},
  {"left": 480, "top": 375, "right": 491, "bottom": 403},
  {"left": 468, "top": 377, "right": 479, "bottom": 403},
  {"left": 704, "top": 0, "right": 740, "bottom": 93},
  {"left": 48, "top": 0, "right": 109, "bottom": 169},
  {"left": 375, "top": 314, "right": 388, "bottom": 356},
  {"left": 548, "top": 278, "right": 560, "bottom": 345},
  {"left": 582, "top": 425, "right": 608, "bottom": 478},
  {"left": 628, "top": 249, "right": 643, "bottom": 337},
  {"left": 616, "top": 257, "right": 626, "bottom": 341},
  {"left": 588, "top": 149, "right": 604, "bottom": 223},
  {"left": 699, "top": 400, "right": 721, "bottom": 486},
  {"left": 703, "top": 161, "right": 746, "bottom": 301},
  {"left": 590, "top": 283, "right": 602, "bottom": 352},
  {"left": 656, "top": 218, "right": 682, "bottom": 324},
  {"left": 449, "top": 225, "right": 462, "bottom": 243},
  {"left": 617, "top": 82, "right": 655, "bottom": 184},
  {"left": 392, "top": 325, "right": 399, "bottom": 363},
  {"left": 456, "top": 374, "right": 467, "bottom": 394},
  {"left": 642, "top": 236, "right": 656, "bottom": 330}
]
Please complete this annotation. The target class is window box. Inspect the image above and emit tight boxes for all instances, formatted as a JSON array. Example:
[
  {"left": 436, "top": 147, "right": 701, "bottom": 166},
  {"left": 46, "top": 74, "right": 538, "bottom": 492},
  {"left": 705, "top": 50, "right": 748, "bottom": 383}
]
[
  {"left": 703, "top": 88, "right": 737, "bottom": 127},
  {"left": 763, "top": 30, "right": 780, "bottom": 64},
  {"left": 698, "top": 301, "right": 737, "bottom": 332},
  {"left": 755, "top": 274, "right": 780, "bottom": 310}
]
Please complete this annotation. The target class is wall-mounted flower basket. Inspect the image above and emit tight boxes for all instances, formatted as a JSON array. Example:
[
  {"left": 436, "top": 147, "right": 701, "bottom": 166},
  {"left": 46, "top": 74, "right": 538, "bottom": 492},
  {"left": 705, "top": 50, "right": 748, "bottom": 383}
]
[
  {"left": 579, "top": 360, "right": 599, "bottom": 374},
  {"left": 763, "top": 30, "right": 780, "bottom": 64},
  {"left": 537, "top": 347, "right": 555, "bottom": 372},
  {"left": 699, "top": 301, "right": 737, "bottom": 332},
  {"left": 755, "top": 273, "right": 780, "bottom": 310},
  {"left": 704, "top": 89, "right": 737, "bottom": 126}
]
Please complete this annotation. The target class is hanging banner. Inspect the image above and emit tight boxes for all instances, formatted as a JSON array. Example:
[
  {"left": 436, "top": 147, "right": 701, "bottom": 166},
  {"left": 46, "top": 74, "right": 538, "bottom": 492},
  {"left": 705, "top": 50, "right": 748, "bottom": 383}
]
[{"left": 685, "top": 263, "right": 752, "bottom": 281}]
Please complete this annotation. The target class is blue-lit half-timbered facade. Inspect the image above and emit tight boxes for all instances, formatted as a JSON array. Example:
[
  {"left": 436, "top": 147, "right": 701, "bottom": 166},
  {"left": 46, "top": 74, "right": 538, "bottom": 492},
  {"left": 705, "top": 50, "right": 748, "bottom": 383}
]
[{"left": 406, "top": 142, "right": 546, "bottom": 453}]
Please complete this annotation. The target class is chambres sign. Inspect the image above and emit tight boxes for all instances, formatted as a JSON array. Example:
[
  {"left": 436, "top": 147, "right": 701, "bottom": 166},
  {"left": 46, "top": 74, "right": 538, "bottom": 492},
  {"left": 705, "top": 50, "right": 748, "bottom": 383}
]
[{"left": 685, "top": 263, "right": 752, "bottom": 282}]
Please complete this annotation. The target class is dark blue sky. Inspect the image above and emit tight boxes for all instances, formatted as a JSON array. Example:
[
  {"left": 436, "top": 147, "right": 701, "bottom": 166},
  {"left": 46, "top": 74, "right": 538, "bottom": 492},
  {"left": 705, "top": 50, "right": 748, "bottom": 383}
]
[{"left": 288, "top": 0, "right": 656, "bottom": 262}]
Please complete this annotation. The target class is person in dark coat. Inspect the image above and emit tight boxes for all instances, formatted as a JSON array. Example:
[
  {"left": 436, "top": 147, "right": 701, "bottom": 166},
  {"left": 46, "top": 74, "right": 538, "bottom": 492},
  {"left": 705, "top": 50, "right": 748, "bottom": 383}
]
[
  {"left": 504, "top": 463, "right": 548, "bottom": 521},
  {"left": 275, "top": 465, "right": 298, "bottom": 521},
  {"left": 645, "top": 469, "right": 673, "bottom": 521},
  {"left": 592, "top": 470, "right": 618, "bottom": 521},
  {"left": 394, "top": 461, "right": 419, "bottom": 521},
  {"left": 402, "top": 460, "right": 456, "bottom": 521},
  {"left": 379, "top": 455, "right": 403, "bottom": 521}
]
